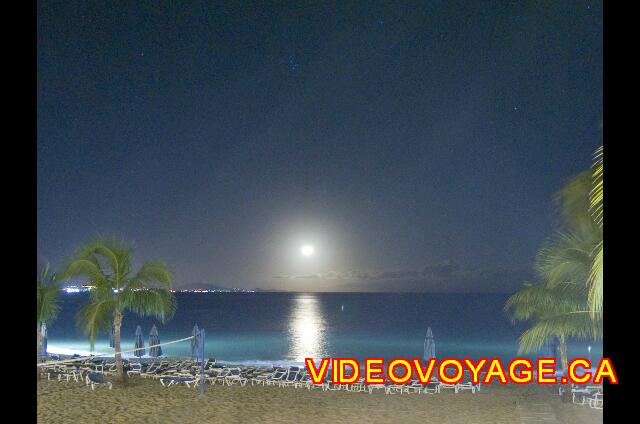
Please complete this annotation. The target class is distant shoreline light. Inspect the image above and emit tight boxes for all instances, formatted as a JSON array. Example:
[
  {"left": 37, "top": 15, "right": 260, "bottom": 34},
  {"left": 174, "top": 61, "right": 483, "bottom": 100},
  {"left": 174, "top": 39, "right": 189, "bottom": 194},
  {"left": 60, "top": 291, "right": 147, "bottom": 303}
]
[
  {"left": 61, "top": 285, "right": 256, "bottom": 294},
  {"left": 60, "top": 285, "right": 95, "bottom": 294},
  {"left": 169, "top": 288, "right": 256, "bottom": 293}
]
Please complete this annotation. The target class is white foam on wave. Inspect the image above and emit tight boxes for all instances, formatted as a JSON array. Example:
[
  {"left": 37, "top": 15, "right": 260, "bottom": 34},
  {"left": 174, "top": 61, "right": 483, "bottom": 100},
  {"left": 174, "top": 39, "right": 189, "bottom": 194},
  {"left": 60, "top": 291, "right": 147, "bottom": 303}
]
[
  {"left": 46, "top": 344, "right": 157, "bottom": 360},
  {"left": 46, "top": 346, "right": 108, "bottom": 357},
  {"left": 218, "top": 359, "right": 306, "bottom": 368},
  {"left": 46, "top": 342, "right": 311, "bottom": 367}
]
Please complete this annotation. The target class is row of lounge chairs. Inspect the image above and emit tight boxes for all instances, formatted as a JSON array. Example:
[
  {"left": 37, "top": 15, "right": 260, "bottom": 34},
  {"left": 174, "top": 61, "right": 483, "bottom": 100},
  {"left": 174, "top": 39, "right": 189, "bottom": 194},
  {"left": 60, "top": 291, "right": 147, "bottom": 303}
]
[
  {"left": 563, "top": 384, "right": 603, "bottom": 410},
  {"left": 39, "top": 365, "right": 113, "bottom": 390},
  {"left": 318, "top": 376, "right": 480, "bottom": 395},
  {"left": 39, "top": 358, "right": 112, "bottom": 383},
  {"left": 126, "top": 362, "right": 483, "bottom": 394},
  {"left": 246, "top": 366, "right": 481, "bottom": 395},
  {"left": 40, "top": 359, "right": 486, "bottom": 396},
  {"left": 38, "top": 358, "right": 212, "bottom": 389}
]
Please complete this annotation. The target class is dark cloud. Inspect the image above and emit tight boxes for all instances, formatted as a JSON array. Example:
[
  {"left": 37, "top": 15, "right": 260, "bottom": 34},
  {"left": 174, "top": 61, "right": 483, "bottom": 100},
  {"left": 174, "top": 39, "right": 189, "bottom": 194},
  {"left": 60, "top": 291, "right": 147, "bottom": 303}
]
[
  {"left": 421, "top": 262, "right": 459, "bottom": 278},
  {"left": 271, "top": 262, "right": 534, "bottom": 293}
]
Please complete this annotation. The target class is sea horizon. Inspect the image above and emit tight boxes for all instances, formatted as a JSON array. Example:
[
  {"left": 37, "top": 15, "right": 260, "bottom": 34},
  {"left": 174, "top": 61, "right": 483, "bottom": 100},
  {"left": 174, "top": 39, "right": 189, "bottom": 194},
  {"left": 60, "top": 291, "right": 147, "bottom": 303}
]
[{"left": 46, "top": 292, "right": 602, "bottom": 366}]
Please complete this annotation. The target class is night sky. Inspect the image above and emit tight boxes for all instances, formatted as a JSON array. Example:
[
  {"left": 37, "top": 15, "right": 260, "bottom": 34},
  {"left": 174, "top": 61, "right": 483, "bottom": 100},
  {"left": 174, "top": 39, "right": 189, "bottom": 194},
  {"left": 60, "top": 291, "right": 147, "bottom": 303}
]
[{"left": 37, "top": 1, "right": 602, "bottom": 292}]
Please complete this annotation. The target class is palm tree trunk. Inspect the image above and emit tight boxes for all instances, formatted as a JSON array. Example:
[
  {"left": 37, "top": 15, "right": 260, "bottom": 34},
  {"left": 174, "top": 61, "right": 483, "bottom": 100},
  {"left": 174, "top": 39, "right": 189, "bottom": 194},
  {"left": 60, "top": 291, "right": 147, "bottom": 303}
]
[
  {"left": 559, "top": 335, "right": 570, "bottom": 403},
  {"left": 37, "top": 324, "right": 42, "bottom": 361},
  {"left": 558, "top": 335, "right": 568, "bottom": 371},
  {"left": 37, "top": 323, "right": 42, "bottom": 381},
  {"left": 113, "top": 311, "right": 124, "bottom": 381}
]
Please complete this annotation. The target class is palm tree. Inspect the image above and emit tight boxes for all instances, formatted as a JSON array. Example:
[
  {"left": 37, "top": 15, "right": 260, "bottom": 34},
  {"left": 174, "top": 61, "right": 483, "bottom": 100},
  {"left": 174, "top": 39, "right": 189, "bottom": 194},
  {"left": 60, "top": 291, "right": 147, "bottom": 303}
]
[
  {"left": 37, "top": 263, "right": 61, "bottom": 360},
  {"left": 504, "top": 281, "right": 601, "bottom": 371},
  {"left": 536, "top": 230, "right": 600, "bottom": 294},
  {"left": 506, "top": 166, "right": 603, "bottom": 371},
  {"left": 554, "top": 166, "right": 603, "bottom": 315},
  {"left": 61, "top": 237, "right": 176, "bottom": 380}
]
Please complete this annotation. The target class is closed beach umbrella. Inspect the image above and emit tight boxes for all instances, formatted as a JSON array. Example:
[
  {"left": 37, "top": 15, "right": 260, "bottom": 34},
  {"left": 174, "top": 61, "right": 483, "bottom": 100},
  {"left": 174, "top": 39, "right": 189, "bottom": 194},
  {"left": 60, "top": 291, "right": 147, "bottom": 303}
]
[
  {"left": 424, "top": 327, "right": 435, "bottom": 362},
  {"left": 134, "top": 325, "right": 145, "bottom": 357},
  {"left": 109, "top": 324, "right": 115, "bottom": 348},
  {"left": 149, "top": 325, "right": 162, "bottom": 357},
  {"left": 40, "top": 322, "right": 48, "bottom": 356},
  {"left": 191, "top": 324, "right": 200, "bottom": 359}
]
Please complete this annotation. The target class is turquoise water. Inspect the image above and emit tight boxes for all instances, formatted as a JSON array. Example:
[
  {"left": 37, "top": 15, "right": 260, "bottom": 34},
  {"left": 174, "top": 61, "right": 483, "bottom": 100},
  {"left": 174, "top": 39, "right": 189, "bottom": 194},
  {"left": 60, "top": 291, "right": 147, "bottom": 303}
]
[{"left": 46, "top": 292, "right": 603, "bottom": 366}]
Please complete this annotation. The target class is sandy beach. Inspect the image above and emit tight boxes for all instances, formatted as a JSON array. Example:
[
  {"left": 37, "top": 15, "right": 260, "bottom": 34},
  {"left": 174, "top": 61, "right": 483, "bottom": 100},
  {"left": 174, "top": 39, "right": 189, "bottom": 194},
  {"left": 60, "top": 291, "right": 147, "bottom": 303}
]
[{"left": 37, "top": 378, "right": 602, "bottom": 424}]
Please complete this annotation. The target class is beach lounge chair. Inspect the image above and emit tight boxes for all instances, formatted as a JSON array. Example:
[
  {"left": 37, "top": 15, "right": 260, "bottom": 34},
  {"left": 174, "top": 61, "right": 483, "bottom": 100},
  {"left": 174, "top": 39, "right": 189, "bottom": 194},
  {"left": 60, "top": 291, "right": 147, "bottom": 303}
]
[
  {"left": 68, "top": 368, "right": 84, "bottom": 383},
  {"left": 251, "top": 369, "right": 279, "bottom": 386},
  {"left": 205, "top": 368, "right": 223, "bottom": 378},
  {"left": 321, "top": 373, "right": 344, "bottom": 392},
  {"left": 223, "top": 368, "right": 247, "bottom": 386},
  {"left": 45, "top": 370, "right": 74, "bottom": 383},
  {"left": 571, "top": 384, "right": 592, "bottom": 404},
  {"left": 242, "top": 368, "right": 261, "bottom": 381},
  {"left": 387, "top": 379, "right": 426, "bottom": 395},
  {"left": 422, "top": 379, "right": 440, "bottom": 394},
  {"left": 86, "top": 372, "right": 112, "bottom": 390},
  {"left": 159, "top": 374, "right": 199, "bottom": 388},
  {"left": 346, "top": 378, "right": 368, "bottom": 393},
  {"left": 438, "top": 381, "right": 457, "bottom": 393},
  {"left": 102, "top": 363, "right": 118, "bottom": 376},
  {"left": 293, "top": 373, "right": 313, "bottom": 390},
  {"left": 207, "top": 368, "right": 232, "bottom": 385},
  {"left": 139, "top": 363, "right": 159, "bottom": 378},
  {"left": 386, "top": 383, "right": 405, "bottom": 394},
  {"left": 569, "top": 384, "right": 601, "bottom": 405},
  {"left": 588, "top": 392, "right": 603, "bottom": 409},
  {"left": 367, "top": 382, "right": 389, "bottom": 394},
  {"left": 456, "top": 381, "right": 477, "bottom": 394},
  {"left": 264, "top": 368, "right": 288, "bottom": 386},
  {"left": 84, "top": 360, "right": 105, "bottom": 374},
  {"left": 127, "top": 363, "right": 143, "bottom": 377},
  {"left": 142, "top": 365, "right": 170, "bottom": 379},
  {"left": 280, "top": 367, "right": 301, "bottom": 387},
  {"left": 250, "top": 371, "right": 272, "bottom": 386},
  {"left": 47, "top": 365, "right": 83, "bottom": 382},
  {"left": 398, "top": 380, "right": 424, "bottom": 394}
]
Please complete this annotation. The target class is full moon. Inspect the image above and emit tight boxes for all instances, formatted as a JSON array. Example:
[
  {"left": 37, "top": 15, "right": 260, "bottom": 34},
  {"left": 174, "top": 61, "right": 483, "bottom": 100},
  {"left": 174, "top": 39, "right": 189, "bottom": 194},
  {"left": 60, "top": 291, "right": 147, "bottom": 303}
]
[{"left": 301, "top": 245, "right": 315, "bottom": 256}]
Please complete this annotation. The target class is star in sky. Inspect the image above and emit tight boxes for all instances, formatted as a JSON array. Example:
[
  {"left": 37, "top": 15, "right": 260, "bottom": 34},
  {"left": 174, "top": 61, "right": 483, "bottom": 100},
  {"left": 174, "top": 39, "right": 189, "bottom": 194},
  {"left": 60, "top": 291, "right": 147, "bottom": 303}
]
[{"left": 287, "top": 55, "right": 300, "bottom": 71}]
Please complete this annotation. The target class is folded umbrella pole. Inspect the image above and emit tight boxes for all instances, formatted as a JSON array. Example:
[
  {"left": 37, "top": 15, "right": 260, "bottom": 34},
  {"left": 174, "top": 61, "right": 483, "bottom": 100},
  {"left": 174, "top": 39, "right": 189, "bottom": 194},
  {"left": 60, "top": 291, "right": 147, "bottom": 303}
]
[
  {"left": 424, "top": 327, "right": 435, "bottom": 362},
  {"left": 134, "top": 325, "right": 145, "bottom": 358},
  {"left": 149, "top": 325, "right": 162, "bottom": 357}
]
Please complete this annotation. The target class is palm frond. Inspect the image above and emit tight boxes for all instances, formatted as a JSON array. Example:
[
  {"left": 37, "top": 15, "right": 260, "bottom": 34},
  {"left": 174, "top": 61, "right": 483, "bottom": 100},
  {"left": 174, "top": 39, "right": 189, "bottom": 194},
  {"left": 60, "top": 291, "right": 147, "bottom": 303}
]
[
  {"left": 61, "top": 258, "right": 108, "bottom": 287},
  {"left": 554, "top": 170, "right": 599, "bottom": 235},
  {"left": 590, "top": 146, "right": 603, "bottom": 228},
  {"left": 517, "top": 311, "right": 602, "bottom": 354},
  {"left": 536, "top": 231, "right": 595, "bottom": 288},
  {"left": 121, "top": 288, "right": 176, "bottom": 323},
  {"left": 37, "top": 263, "right": 61, "bottom": 325},
  {"left": 92, "top": 237, "right": 133, "bottom": 285},
  {"left": 75, "top": 299, "right": 115, "bottom": 350},
  {"left": 127, "top": 260, "right": 173, "bottom": 290},
  {"left": 587, "top": 146, "right": 603, "bottom": 316},
  {"left": 504, "top": 282, "right": 588, "bottom": 322},
  {"left": 587, "top": 241, "right": 603, "bottom": 316}
]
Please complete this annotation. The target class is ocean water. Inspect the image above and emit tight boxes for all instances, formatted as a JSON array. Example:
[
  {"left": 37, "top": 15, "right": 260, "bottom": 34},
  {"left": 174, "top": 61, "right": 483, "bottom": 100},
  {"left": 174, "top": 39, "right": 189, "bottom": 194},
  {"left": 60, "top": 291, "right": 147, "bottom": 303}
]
[{"left": 46, "top": 292, "right": 602, "bottom": 366}]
